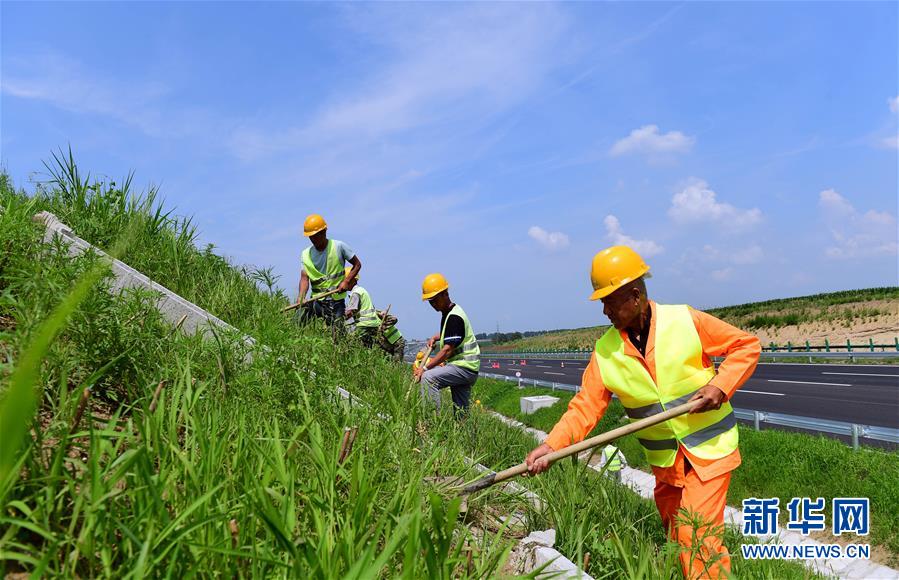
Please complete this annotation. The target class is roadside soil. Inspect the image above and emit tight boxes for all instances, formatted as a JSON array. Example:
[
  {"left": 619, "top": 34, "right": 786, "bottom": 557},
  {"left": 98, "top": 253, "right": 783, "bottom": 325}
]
[{"left": 751, "top": 300, "right": 898, "bottom": 346}]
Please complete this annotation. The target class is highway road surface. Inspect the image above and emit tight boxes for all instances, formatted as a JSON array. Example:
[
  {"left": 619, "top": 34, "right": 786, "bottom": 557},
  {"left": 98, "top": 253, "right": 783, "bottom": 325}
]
[{"left": 480, "top": 356, "right": 899, "bottom": 429}]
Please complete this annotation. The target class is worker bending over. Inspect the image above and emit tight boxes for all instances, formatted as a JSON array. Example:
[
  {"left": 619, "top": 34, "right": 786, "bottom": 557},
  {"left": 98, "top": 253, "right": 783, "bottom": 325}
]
[
  {"left": 413, "top": 273, "right": 480, "bottom": 413},
  {"left": 297, "top": 214, "right": 360, "bottom": 326},
  {"left": 525, "top": 246, "right": 760, "bottom": 579},
  {"left": 344, "top": 268, "right": 406, "bottom": 361},
  {"left": 344, "top": 268, "right": 380, "bottom": 347}
]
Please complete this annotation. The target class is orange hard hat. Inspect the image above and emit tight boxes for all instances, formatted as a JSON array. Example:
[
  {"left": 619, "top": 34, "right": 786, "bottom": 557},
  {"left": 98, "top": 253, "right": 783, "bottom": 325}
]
[
  {"left": 589, "top": 246, "right": 650, "bottom": 301},
  {"left": 303, "top": 214, "right": 327, "bottom": 237},
  {"left": 421, "top": 273, "right": 449, "bottom": 301}
]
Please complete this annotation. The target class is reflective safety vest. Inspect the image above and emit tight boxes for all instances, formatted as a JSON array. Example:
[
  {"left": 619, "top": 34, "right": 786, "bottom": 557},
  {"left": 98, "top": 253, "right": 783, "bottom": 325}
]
[
  {"left": 301, "top": 240, "right": 346, "bottom": 300},
  {"left": 383, "top": 323, "right": 403, "bottom": 345},
  {"left": 439, "top": 304, "right": 480, "bottom": 372},
  {"left": 348, "top": 286, "right": 380, "bottom": 328},
  {"left": 594, "top": 304, "right": 738, "bottom": 468},
  {"left": 602, "top": 445, "right": 622, "bottom": 472}
]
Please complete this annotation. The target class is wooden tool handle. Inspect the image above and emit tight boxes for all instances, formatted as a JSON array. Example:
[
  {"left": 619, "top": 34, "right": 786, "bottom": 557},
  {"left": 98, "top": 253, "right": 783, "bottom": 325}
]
[
  {"left": 463, "top": 400, "right": 699, "bottom": 494},
  {"left": 281, "top": 288, "right": 342, "bottom": 312}
]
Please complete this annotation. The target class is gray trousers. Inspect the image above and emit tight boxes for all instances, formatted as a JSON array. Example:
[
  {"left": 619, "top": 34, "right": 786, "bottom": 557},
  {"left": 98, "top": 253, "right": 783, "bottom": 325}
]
[{"left": 420, "top": 364, "right": 478, "bottom": 411}]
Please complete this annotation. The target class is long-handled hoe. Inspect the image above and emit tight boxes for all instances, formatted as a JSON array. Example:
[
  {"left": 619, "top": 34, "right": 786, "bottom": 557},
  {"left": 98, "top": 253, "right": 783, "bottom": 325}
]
[
  {"left": 281, "top": 287, "right": 342, "bottom": 313},
  {"left": 459, "top": 400, "right": 700, "bottom": 496}
]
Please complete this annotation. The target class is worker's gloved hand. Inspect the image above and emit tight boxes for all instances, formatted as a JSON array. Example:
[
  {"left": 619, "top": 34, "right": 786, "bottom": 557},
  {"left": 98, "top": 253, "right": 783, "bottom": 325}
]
[
  {"left": 525, "top": 443, "right": 554, "bottom": 475},
  {"left": 688, "top": 383, "right": 727, "bottom": 413},
  {"left": 412, "top": 366, "right": 424, "bottom": 383}
]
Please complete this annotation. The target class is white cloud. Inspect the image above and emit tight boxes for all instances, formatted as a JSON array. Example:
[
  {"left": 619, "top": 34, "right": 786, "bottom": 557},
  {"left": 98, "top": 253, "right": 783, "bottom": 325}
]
[
  {"left": 610, "top": 124, "right": 695, "bottom": 157},
  {"left": 711, "top": 268, "right": 733, "bottom": 282},
  {"left": 882, "top": 136, "right": 899, "bottom": 149},
  {"left": 603, "top": 215, "right": 664, "bottom": 256},
  {"left": 0, "top": 53, "right": 198, "bottom": 138},
  {"left": 889, "top": 96, "right": 899, "bottom": 114},
  {"left": 703, "top": 244, "right": 763, "bottom": 265},
  {"left": 528, "top": 226, "right": 570, "bottom": 251},
  {"left": 230, "top": 4, "right": 568, "bottom": 161},
  {"left": 668, "top": 178, "right": 762, "bottom": 230},
  {"left": 818, "top": 189, "right": 898, "bottom": 259}
]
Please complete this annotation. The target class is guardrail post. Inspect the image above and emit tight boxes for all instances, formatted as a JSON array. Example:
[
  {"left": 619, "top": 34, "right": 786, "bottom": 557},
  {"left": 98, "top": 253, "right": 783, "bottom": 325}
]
[
  {"left": 753, "top": 411, "right": 761, "bottom": 431},
  {"left": 846, "top": 339, "right": 852, "bottom": 353},
  {"left": 851, "top": 424, "right": 860, "bottom": 450}
]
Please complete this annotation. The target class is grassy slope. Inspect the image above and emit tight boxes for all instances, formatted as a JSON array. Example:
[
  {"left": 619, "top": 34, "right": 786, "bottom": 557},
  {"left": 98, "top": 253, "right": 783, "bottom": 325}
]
[
  {"left": 487, "top": 287, "right": 899, "bottom": 352},
  {"left": 0, "top": 159, "right": 825, "bottom": 578},
  {"left": 0, "top": 167, "right": 515, "bottom": 577},
  {"left": 473, "top": 377, "right": 899, "bottom": 558}
]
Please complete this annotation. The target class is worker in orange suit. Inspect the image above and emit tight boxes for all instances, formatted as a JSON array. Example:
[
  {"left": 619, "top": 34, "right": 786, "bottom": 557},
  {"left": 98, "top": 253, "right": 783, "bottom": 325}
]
[{"left": 525, "top": 245, "right": 760, "bottom": 579}]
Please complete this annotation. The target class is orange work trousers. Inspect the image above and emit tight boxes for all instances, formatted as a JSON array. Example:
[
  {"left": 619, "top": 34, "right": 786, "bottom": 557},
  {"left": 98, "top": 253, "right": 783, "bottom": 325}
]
[{"left": 654, "top": 469, "right": 732, "bottom": 579}]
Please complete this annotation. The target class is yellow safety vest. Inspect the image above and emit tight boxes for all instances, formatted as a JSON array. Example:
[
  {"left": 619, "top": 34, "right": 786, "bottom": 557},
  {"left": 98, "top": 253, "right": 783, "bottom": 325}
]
[
  {"left": 439, "top": 305, "right": 480, "bottom": 372},
  {"left": 349, "top": 286, "right": 379, "bottom": 328},
  {"left": 594, "top": 304, "right": 738, "bottom": 468},
  {"left": 301, "top": 240, "right": 347, "bottom": 300}
]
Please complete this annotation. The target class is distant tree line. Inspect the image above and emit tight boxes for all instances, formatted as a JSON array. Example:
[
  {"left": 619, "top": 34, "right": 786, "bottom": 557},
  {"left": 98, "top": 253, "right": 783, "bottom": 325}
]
[{"left": 475, "top": 330, "right": 551, "bottom": 344}]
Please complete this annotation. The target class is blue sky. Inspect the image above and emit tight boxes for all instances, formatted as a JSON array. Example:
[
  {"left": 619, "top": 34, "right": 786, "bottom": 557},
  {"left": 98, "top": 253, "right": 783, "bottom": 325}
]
[{"left": 2, "top": 2, "right": 897, "bottom": 338}]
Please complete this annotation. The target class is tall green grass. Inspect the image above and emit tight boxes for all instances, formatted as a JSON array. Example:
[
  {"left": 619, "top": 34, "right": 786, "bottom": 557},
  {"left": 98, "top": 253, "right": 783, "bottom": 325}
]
[
  {"left": 0, "top": 153, "right": 876, "bottom": 578},
  {"left": 0, "top": 157, "right": 517, "bottom": 577},
  {"left": 456, "top": 406, "right": 824, "bottom": 579},
  {"left": 473, "top": 376, "right": 899, "bottom": 558}
]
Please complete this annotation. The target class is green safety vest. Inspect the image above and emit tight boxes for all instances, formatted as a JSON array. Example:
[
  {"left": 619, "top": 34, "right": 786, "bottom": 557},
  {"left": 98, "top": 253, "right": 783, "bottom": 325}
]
[
  {"left": 594, "top": 304, "right": 738, "bottom": 468},
  {"left": 439, "top": 304, "right": 480, "bottom": 372},
  {"left": 602, "top": 446, "right": 622, "bottom": 472},
  {"left": 383, "top": 323, "right": 403, "bottom": 345},
  {"left": 301, "top": 240, "right": 347, "bottom": 300},
  {"left": 348, "top": 286, "right": 380, "bottom": 328}
]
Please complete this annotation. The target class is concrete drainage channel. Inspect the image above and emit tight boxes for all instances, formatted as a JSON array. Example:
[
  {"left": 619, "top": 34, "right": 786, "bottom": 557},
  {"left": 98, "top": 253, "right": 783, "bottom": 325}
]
[{"left": 36, "top": 213, "right": 593, "bottom": 579}]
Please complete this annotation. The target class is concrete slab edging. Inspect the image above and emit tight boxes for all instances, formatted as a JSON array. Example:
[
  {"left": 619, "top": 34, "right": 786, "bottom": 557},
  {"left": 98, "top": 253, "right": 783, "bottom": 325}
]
[
  {"left": 33, "top": 213, "right": 591, "bottom": 578},
  {"left": 34, "top": 211, "right": 256, "bottom": 351}
]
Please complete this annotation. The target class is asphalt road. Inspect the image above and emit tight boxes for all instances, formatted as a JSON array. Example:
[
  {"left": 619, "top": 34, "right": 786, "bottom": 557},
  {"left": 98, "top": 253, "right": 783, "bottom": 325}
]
[{"left": 480, "top": 357, "right": 899, "bottom": 429}]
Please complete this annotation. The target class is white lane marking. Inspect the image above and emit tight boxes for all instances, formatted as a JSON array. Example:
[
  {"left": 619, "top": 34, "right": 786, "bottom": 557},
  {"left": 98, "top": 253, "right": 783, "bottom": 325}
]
[
  {"left": 545, "top": 372, "right": 567, "bottom": 376},
  {"left": 737, "top": 390, "right": 786, "bottom": 396},
  {"left": 767, "top": 379, "right": 851, "bottom": 387},
  {"left": 821, "top": 372, "right": 899, "bottom": 378},
  {"left": 536, "top": 365, "right": 554, "bottom": 368}
]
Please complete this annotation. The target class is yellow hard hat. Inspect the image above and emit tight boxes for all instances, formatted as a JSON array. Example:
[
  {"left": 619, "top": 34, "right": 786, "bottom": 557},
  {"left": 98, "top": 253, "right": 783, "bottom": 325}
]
[
  {"left": 344, "top": 266, "right": 359, "bottom": 280},
  {"left": 416, "top": 351, "right": 424, "bottom": 360},
  {"left": 589, "top": 245, "right": 650, "bottom": 301},
  {"left": 421, "top": 273, "right": 449, "bottom": 301},
  {"left": 303, "top": 214, "right": 327, "bottom": 237}
]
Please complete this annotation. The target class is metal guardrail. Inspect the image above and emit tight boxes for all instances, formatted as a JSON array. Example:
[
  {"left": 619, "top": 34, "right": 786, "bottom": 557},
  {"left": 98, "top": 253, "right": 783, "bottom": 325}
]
[
  {"left": 482, "top": 339, "right": 899, "bottom": 357},
  {"left": 482, "top": 351, "right": 899, "bottom": 362},
  {"left": 479, "top": 372, "right": 899, "bottom": 449}
]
